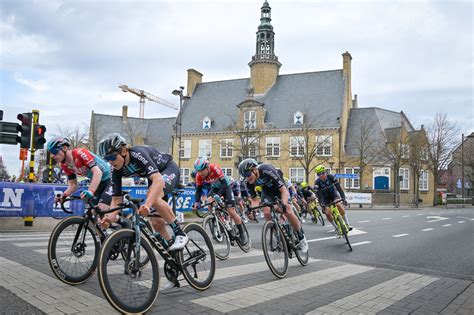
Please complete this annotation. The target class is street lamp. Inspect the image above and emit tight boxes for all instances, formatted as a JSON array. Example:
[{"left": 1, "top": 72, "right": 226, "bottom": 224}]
[{"left": 172, "top": 86, "right": 185, "bottom": 172}]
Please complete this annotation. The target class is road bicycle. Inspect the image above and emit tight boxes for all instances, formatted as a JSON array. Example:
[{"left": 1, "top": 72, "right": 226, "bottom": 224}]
[
  {"left": 47, "top": 195, "right": 128, "bottom": 285},
  {"left": 97, "top": 194, "right": 216, "bottom": 314},
  {"left": 249, "top": 199, "right": 309, "bottom": 279},
  {"left": 200, "top": 195, "right": 251, "bottom": 260},
  {"left": 308, "top": 199, "right": 325, "bottom": 226},
  {"left": 324, "top": 199, "right": 352, "bottom": 251}
]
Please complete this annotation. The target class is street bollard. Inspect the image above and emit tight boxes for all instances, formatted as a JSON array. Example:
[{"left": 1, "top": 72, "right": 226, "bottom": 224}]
[{"left": 24, "top": 216, "right": 34, "bottom": 227}]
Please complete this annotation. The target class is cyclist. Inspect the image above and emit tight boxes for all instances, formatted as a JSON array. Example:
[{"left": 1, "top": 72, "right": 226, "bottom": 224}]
[
  {"left": 46, "top": 137, "right": 112, "bottom": 208},
  {"left": 313, "top": 165, "right": 353, "bottom": 233},
  {"left": 300, "top": 181, "right": 321, "bottom": 222},
  {"left": 97, "top": 133, "right": 188, "bottom": 251},
  {"left": 239, "top": 158, "right": 308, "bottom": 253},
  {"left": 192, "top": 157, "right": 248, "bottom": 245}
]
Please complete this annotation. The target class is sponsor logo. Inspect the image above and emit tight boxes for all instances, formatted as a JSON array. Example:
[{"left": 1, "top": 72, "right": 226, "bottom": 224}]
[{"left": 0, "top": 188, "right": 24, "bottom": 211}]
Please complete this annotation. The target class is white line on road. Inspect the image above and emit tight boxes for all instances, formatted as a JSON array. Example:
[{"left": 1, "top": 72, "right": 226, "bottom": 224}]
[
  {"left": 416, "top": 213, "right": 423, "bottom": 216},
  {"left": 421, "top": 228, "right": 434, "bottom": 232},
  {"left": 0, "top": 236, "right": 51, "bottom": 242},
  {"left": 308, "top": 229, "right": 366, "bottom": 243},
  {"left": 0, "top": 233, "right": 51, "bottom": 238},
  {"left": 470, "top": 219, "right": 474, "bottom": 221},
  {"left": 392, "top": 234, "right": 409, "bottom": 238},
  {"left": 13, "top": 242, "right": 51, "bottom": 247},
  {"left": 402, "top": 215, "right": 410, "bottom": 218},
  {"left": 357, "top": 220, "right": 370, "bottom": 223},
  {"left": 351, "top": 241, "right": 372, "bottom": 247},
  {"left": 442, "top": 224, "right": 452, "bottom": 227},
  {"left": 306, "top": 273, "right": 438, "bottom": 315},
  {"left": 458, "top": 221, "right": 466, "bottom": 224},
  {"left": 381, "top": 217, "right": 392, "bottom": 220}
]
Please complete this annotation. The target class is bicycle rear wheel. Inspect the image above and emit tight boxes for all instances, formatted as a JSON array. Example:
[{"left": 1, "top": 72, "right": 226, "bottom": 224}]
[
  {"left": 337, "top": 216, "right": 352, "bottom": 251},
  {"left": 48, "top": 216, "right": 100, "bottom": 285},
  {"left": 202, "top": 215, "right": 230, "bottom": 260},
  {"left": 317, "top": 209, "right": 326, "bottom": 226},
  {"left": 98, "top": 229, "right": 159, "bottom": 314},
  {"left": 234, "top": 221, "right": 252, "bottom": 252},
  {"left": 179, "top": 223, "right": 216, "bottom": 290},
  {"left": 261, "top": 221, "right": 288, "bottom": 279}
]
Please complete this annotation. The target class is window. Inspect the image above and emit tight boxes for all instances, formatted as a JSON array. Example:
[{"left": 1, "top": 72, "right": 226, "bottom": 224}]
[
  {"left": 179, "top": 140, "right": 191, "bottom": 159},
  {"left": 244, "top": 111, "right": 256, "bottom": 129},
  {"left": 244, "top": 137, "right": 258, "bottom": 158},
  {"left": 220, "top": 139, "right": 233, "bottom": 158},
  {"left": 198, "top": 139, "right": 212, "bottom": 158},
  {"left": 290, "top": 136, "right": 305, "bottom": 157},
  {"left": 202, "top": 117, "right": 212, "bottom": 129},
  {"left": 289, "top": 168, "right": 305, "bottom": 183},
  {"left": 399, "top": 168, "right": 409, "bottom": 190},
  {"left": 419, "top": 170, "right": 428, "bottom": 191},
  {"left": 316, "top": 135, "right": 332, "bottom": 156},
  {"left": 400, "top": 144, "right": 409, "bottom": 159},
  {"left": 180, "top": 168, "right": 191, "bottom": 185},
  {"left": 221, "top": 168, "right": 233, "bottom": 178},
  {"left": 344, "top": 167, "right": 360, "bottom": 189},
  {"left": 293, "top": 111, "right": 303, "bottom": 125},
  {"left": 421, "top": 147, "right": 429, "bottom": 161},
  {"left": 266, "top": 137, "right": 280, "bottom": 157}
]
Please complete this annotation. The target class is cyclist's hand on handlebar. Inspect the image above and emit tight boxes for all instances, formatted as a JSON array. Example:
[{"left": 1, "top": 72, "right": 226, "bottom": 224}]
[
  {"left": 80, "top": 190, "right": 94, "bottom": 200},
  {"left": 100, "top": 213, "right": 118, "bottom": 229},
  {"left": 206, "top": 196, "right": 215, "bottom": 204},
  {"left": 342, "top": 199, "right": 348, "bottom": 207},
  {"left": 55, "top": 194, "right": 64, "bottom": 203},
  {"left": 138, "top": 204, "right": 151, "bottom": 216}
]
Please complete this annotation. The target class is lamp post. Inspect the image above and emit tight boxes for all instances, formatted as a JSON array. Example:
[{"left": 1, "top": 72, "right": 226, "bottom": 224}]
[{"left": 172, "top": 86, "right": 185, "bottom": 172}]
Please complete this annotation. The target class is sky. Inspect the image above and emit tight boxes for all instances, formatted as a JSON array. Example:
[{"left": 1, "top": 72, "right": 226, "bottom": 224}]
[{"left": 1, "top": 0, "right": 472, "bottom": 177}]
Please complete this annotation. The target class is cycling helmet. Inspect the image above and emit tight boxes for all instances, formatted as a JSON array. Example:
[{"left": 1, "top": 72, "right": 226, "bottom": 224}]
[
  {"left": 191, "top": 169, "right": 197, "bottom": 179},
  {"left": 47, "top": 137, "right": 71, "bottom": 155},
  {"left": 98, "top": 133, "right": 127, "bottom": 157},
  {"left": 193, "top": 156, "right": 209, "bottom": 171},
  {"left": 255, "top": 185, "right": 262, "bottom": 193},
  {"left": 314, "top": 165, "right": 326, "bottom": 174},
  {"left": 238, "top": 158, "right": 258, "bottom": 177},
  {"left": 301, "top": 181, "right": 309, "bottom": 188}
]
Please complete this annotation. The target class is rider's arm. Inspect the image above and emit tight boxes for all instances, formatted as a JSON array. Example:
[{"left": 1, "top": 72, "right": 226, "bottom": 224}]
[
  {"left": 333, "top": 177, "right": 346, "bottom": 200},
  {"left": 216, "top": 177, "right": 229, "bottom": 196},
  {"left": 88, "top": 165, "right": 103, "bottom": 193},
  {"left": 144, "top": 172, "right": 165, "bottom": 210},
  {"left": 64, "top": 177, "right": 78, "bottom": 197},
  {"left": 279, "top": 186, "right": 292, "bottom": 213},
  {"left": 194, "top": 185, "right": 203, "bottom": 207}
]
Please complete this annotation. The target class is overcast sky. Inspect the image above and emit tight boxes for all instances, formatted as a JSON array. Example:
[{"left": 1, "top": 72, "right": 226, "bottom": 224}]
[{"left": 1, "top": 0, "right": 472, "bottom": 176}]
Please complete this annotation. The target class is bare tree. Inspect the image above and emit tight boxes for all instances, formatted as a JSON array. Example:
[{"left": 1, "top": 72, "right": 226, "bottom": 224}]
[
  {"left": 54, "top": 123, "right": 89, "bottom": 148},
  {"left": 427, "top": 113, "right": 459, "bottom": 206},
  {"left": 225, "top": 117, "right": 264, "bottom": 162},
  {"left": 408, "top": 130, "right": 429, "bottom": 207}
]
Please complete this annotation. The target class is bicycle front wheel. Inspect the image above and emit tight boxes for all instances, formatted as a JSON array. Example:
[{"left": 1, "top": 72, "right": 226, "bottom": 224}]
[
  {"left": 179, "top": 223, "right": 216, "bottom": 291},
  {"left": 261, "top": 221, "right": 288, "bottom": 279},
  {"left": 202, "top": 215, "right": 230, "bottom": 260},
  {"left": 337, "top": 216, "right": 352, "bottom": 251},
  {"left": 98, "top": 229, "right": 159, "bottom": 314},
  {"left": 317, "top": 209, "right": 326, "bottom": 226},
  {"left": 48, "top": 216, "right": 100, "bottom": 285}
]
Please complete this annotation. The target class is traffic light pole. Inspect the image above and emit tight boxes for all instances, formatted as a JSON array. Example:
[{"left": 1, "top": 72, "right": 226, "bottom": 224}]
[{"left": 24, "top": 110, "right": 40, "bottom": 227}]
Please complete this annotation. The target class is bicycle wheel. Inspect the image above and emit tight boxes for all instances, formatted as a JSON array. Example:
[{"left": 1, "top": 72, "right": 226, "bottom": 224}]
[
  {"left": 98, "top": 229, "right": 159, "bottom": 314},
  {"left": 234, "top": 221, "right": 252, "bottom": 252},
  {"left": 48, "top": 216, "right": 100, "bottom": 285},
  {"left": 261, "top": 221, "right": 289, "bottom": 279},
  {"left": 317, "top": 209, "right": 326, "bottom": 226},
  {"left": 179, "top": 223, "right": 216, "bottom": 290},
  {"left": 202, "top": 215, "right": 230, "bottom": 260},
  {"left": 337, "top": 216, "right": 352, "bottom": 251},
  {"left": 292, "top": 228, "right": 309, "bottom": 266}
]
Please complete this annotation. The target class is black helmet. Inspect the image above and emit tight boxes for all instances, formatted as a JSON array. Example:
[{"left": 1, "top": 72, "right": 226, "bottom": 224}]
[
  {"left": 238, "top": 158, "right": 258, "bottom": 177},
  {"left": 98, "top": 133, "right": 127, "bottom": 157}
]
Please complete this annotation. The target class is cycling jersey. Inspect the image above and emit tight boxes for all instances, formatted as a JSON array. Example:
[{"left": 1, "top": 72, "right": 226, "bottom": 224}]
[
  {"left": 61, "top": 148, "right": 110, "bottom": 182},
  {"left": 239, "top": 180, "right": 250, "bottom": 198},
  {"left": 247, "top": 164, "right": 285, "bottom": 201},
  {"left": 314, "top": 174, "right": 345, "bottom": 205},
  {"left": 111, "top": 145, "right": 176, "bottom": 197},
  {"left": 195, "top": 164, "right": 234, "bottom": 207}
]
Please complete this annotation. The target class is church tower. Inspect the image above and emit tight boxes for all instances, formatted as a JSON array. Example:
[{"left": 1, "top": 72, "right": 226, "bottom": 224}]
[{"left": 249, "top": 1, "right": 282, "bottom": 95}]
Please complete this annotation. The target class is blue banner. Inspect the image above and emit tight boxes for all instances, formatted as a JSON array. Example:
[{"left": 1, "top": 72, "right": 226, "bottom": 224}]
[{"left": 0, "top": 182, "right": 196, "bottom": 217}]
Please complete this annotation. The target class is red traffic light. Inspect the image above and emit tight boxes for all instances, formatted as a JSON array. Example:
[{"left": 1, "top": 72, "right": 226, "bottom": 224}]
[{"left": 36, "top": 126, "right": 44, "bottom": 135}]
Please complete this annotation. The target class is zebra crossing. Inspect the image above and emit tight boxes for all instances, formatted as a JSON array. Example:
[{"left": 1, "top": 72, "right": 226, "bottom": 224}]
[{"left": 0, "top": 231, "right": 471, "bottom": 314}]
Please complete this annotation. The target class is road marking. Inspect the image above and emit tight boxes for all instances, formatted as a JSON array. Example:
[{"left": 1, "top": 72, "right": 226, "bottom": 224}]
[
  {"left": 357, "top": 220, "right": 370, "bottom": 223},
  {"left": 416, "top": 213, "right": 423, "bottom": 216},
  {"left": 351, "top": 241, "right": 372, "bottom": 247},
  {"left": 306, "top": 273, "right": 438, "bottom": 314},
  {"left": 392, "top": 234, "right": 409, "bottom": 238},
  {"left": 426, "top": 216, "right": 449, "bottom": 223},
  {"left": 13, "top": 242, "right": 52, "bottom": 247},
  {"left": 470, "top": 218, "right": 474, "bottom": 221},
  {"left": 308, "top": 229, "right": 366, "bottom": 243},
  {"left": 191, "top": 264, "right": 374, "bottom": 313},
  {"left": 442, "top": 224, "right": 452, "bottom": 227},
  {"left": 422, "top": 228, "right": 434, "bottom": 232},
  {"left": 0, "top": 233, "right": 51, "bottom": 238},
  {"left": 402, "top": 215, "right": 410, "bottom": 218},
  {"left": 0, "top": 236, "right": 51, "bottom": 242},
  {"left": 457, "top": 221, "right": 466, "bottom": 224},
  {"left": 0, "top": 257, "right": 113, "bottom": 313},
  {"left": 381, "top": 217, "right": 392, "bottom": 220}
]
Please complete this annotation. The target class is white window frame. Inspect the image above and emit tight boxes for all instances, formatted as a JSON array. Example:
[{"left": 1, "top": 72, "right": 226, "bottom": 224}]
[
  {"left": 221, "top": 168, "right": 233, "bottom": 178},
  {"left": 289, "top": 167, "right": 305, "bottom": 183},
  {"left": 246, "top": 136, "right": 258, "bottom": 158},
  {"left": 293, "top": 111, "right": 304, "bottom": 125},
  {"left": 419, "top": 170, "right": 429, "bottom": 191},
  {"left": 244, "top": 111, "right": 256, "bottom": 129},
  {"left": 198, "top": 139, "right": 212, "bottom": 158},
  {"left": 266, "top": 137, "right": 280, "bottom": 157},
  {"left": 202, "top": 116, "right": 212, "bottom": 129},
  {"left": 180, "top": 168, "right": 191, "bottom": 185},
  {"left": 179, "top": 140, "right": 191, "bottom": 159},
  {"left": 344, "top": 167, "right": 360, "bottom": 189},
  {"left": 399, "top": 168, "right": 409, "bottom": 190},
  {"left": 316, "top": 135, "right": 332, "bottom": 156},
  {"left": 220, "top": 139, "right": 234, "bottom": 158},
  {"left": 290, "top": 136, "right": 305, "bottom": 157},
  {"left": 400, "top": 144, "right": 410, "bottom": 159}
]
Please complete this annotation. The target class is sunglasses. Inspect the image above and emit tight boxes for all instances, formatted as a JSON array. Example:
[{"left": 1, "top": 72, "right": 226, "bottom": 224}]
[
  {"left": 49, "top": 147, "right": 62, "bottom": 155},
  {"left": 317, "top": 172, "right": 326, "bottom": 176},
  {"left": 104, "top": 154, "right": 118, "bottom": 161},
  {"left": 244, "top": 171, "right": 253, "bottom": 178}
]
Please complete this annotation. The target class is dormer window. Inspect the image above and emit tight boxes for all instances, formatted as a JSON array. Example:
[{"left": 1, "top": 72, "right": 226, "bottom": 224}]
[
  {"left": 202, "top": 117, "right": 212, "bottom": 129},
  {"left": 244, "top": 111, "right": 256, "bottom": 129},
  {"left": 294, "top": 111, "right": 304, "bottom": 125}
]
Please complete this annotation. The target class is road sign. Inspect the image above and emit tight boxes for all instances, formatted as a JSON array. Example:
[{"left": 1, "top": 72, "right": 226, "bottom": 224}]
[{"left": 334, "top": 173, "right": 359, "bottom": 179}]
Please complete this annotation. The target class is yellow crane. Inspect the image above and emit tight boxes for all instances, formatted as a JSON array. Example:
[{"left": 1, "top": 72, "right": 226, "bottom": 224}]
[{"left": 119, "top": 84, "right": 178, "bottom": 118}]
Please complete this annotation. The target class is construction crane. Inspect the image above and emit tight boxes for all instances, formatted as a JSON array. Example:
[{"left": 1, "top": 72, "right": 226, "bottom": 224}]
[{"left": 119, "top": 84, "right": 178, "bottom": 118}]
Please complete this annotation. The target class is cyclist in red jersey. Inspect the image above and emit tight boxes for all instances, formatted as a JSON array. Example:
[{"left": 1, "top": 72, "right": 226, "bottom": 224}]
[{"left": 192, "top": 157, "right": 248, "bottom": 245}]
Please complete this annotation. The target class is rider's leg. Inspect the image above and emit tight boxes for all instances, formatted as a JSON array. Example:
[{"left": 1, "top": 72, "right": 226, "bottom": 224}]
[{"left": 325, "top": 207, "right": 338, "bottom": 229}]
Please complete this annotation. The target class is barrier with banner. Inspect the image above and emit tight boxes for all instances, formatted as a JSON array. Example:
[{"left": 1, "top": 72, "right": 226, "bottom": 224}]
[
  {"left": 346, "top": 192, "right": 372, "bottom": 205},
  {"left": 0, "top": 182, "right": 196, "bottom": 217}
]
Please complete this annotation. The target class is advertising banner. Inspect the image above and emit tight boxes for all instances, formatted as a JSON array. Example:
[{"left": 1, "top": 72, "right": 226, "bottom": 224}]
[
  {"left": 0, "top": 182, "right": 196, "bottom": 217},
  {"left": 346, "top": 192, "right": 372, "bottom": 204}
]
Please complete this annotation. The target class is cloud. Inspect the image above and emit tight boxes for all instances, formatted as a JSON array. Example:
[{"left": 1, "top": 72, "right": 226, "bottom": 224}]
[{"left": 13, "top": 73, "right": 49, "bottom": 91}]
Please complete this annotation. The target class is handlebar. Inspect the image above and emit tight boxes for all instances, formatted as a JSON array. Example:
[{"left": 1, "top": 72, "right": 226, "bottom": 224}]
[
  {"left": 321, "top": 199, "right": 344, "bottom": 207},
  {"left": 59, "top": 194, "right": 144, "bottom": 216}
]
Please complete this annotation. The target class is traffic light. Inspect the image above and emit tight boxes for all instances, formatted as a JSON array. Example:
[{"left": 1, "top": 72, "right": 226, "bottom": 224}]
[
  {"left": 17, "top": 113, "right": 32, "bottom": 148},
  {"left": 33, "top": 124, "right": 46, "bottom": 149}
]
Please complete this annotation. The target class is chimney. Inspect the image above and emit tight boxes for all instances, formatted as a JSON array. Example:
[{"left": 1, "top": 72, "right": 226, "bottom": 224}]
[
  {"left": 122, "top": 105, "right": 128, "bottom": 121},
  {"left": 187, "top": 68, "right": 203, "bottom": 97},
  {"left": 342, "top": 51, "right": 352, "bottom": 106}
]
